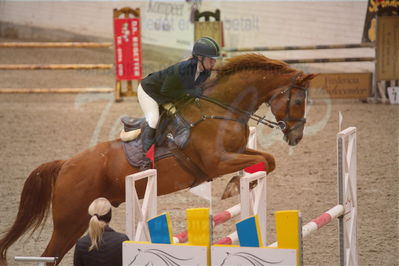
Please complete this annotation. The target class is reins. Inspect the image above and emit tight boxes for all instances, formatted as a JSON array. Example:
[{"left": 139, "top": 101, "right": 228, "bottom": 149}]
[
  {"left": 197, "top": 95, "right": 283, "bottom": 129},
  {"left": 194, "top": 73, "right": 309, "bottom": 132},
  {"left": 169, "top": 72, "right": 309, "bottom": 133}
]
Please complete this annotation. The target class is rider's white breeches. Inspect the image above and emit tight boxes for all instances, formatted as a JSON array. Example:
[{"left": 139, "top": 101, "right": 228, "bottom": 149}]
[{"left": 137, "top": 84, "right": 159, "bottom": 129}]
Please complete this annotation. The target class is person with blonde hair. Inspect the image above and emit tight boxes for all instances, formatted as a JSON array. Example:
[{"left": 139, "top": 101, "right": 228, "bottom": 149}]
[{"left": 73, "top": 197, "right": 128, "bottom": 266}]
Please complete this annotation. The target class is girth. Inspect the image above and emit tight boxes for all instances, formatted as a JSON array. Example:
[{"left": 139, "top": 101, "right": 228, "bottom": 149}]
[{"left": 168, "top": 141, "right": 210, "bottom": 187}]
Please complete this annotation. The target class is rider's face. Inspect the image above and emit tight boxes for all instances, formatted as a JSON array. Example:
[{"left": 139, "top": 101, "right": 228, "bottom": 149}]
[{"left": 198, "top": 56, "right": 216, "bottom": 71}]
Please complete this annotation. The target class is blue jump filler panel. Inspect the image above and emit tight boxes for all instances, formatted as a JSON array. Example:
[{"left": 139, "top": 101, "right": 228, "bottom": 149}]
[
  {"left": 147, "top": 212, "right": 173, "bottom": 244},
  {"left": 236, "top": 215, "right": 263, "bottom": 247}
]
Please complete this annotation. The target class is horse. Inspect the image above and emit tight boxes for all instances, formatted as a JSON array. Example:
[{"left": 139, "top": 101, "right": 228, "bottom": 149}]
[{"left": 0, "top": 53, "right": 315, "bottom": 265}]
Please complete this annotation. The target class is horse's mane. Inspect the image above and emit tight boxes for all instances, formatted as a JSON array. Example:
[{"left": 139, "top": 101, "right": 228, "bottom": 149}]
[{"left": 215, "top": 53, "right": 296, "bottom": 79}]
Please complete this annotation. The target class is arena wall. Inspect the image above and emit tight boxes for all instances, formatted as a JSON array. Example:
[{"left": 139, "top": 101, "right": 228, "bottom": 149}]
[
  {"left": 1, "top": 0, "right": 368, "bottom": 46},
  {"left": 0, "top": 0, "right": 373, "bottom": 73}
]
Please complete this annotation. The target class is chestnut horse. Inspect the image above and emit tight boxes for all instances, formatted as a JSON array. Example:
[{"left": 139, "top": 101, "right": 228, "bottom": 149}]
[{"left": 0, "top": 54, "right": 314, "bottom": 264}]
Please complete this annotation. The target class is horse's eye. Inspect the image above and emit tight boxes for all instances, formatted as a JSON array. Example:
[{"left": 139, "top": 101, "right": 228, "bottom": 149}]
[{"left": 295, "top": 99, "right": 302, "bottom": 105}]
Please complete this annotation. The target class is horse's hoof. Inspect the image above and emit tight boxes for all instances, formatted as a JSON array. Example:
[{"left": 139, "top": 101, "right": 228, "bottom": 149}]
[
  {"left": 221, "top": 176, "right": 240, "bottom": 199},
  {"left": 221, "top": 175, "right": 259, "bottom": 199}
]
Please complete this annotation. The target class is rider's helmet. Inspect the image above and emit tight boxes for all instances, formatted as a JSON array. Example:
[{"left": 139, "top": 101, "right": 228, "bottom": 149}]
[{"left": 192, "top": 37, "right": 220, "bottom": 59}]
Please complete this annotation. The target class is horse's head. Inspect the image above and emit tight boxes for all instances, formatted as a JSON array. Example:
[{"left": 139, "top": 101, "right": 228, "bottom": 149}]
[
  {"left": 267, "top": 72, "right": 316, "bottom": 146},
  {"left": 208, "top": 54, "right": 316, "bottom": 146}
]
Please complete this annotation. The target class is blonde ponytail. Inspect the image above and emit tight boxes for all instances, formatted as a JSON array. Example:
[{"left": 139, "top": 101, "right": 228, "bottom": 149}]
[{"left": 87, "top": 197, "right": 112, "bottom": 251}]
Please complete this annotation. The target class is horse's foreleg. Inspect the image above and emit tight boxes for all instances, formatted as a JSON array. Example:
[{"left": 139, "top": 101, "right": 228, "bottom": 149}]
[
  {"left": 243, "top": 148, "right": 276, "bottom": 173},
  {"left": 218, "top": 151, "right": 271, "bottom": 199},
  {"left": 214, "top": 152, "right": 267, "bottom": 176}
]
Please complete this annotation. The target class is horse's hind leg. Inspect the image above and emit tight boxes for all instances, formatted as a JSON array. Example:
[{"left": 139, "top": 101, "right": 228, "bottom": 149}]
[
  {"left": 41, "top": 174, "right": 96, "bottom": 264},
  {"left": 41, "top": 201, "right": 90, "bottom": 265},
  {"left": 42, "top": 222, "right": 88, "bottom": 265}
]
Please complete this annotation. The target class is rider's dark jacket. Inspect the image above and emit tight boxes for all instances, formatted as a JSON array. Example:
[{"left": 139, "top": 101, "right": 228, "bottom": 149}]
[{"left": 140, "top": 57, "right": 211, "bottom": 104}]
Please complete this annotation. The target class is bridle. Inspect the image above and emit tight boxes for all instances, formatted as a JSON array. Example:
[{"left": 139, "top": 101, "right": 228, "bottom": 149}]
[
  {"left": 267, "top": 73, "right": 308, "bottom": 133},
  {"left": 195, "top": 73, "right": 308, "bottom": 133}
]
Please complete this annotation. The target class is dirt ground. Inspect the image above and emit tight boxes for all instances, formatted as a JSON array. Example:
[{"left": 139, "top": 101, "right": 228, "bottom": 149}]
[{"left": 0, "top": 37, "right": 398, "bottom": 266}]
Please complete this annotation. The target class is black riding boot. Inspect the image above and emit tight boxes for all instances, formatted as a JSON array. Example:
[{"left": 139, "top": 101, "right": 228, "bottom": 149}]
[
  {"left": 140, "top": 124, "right": 156, "bottom": 171},
  {"left": 141, "top": 124, "right": 156, "bottom": 152}
]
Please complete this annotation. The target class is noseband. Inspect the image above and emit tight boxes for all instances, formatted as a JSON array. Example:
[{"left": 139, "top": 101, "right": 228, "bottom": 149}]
[{"left": 267, "top": 73, "right": 308, "bottom": 134}]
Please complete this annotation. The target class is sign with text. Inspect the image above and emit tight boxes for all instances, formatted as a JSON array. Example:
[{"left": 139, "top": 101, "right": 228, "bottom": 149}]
[
  {"left": 376, "top": 16, "right": 399, "bottom": 81},
  {"left": 387, "top": 87, "right": 399, "bottom": 104},
  {"left": 141, "top": 1, "right": 193, "bottom": 50},
  {"left": 309, "top": 73, "right": 372, "bottom": 99},
  {"left": 113, "top": 18, "right": 142, "bottom": 80}
]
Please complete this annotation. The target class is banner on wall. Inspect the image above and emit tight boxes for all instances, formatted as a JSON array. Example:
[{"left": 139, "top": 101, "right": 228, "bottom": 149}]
[
  {"left": 141, "top": 0, "right": 194, "bottom": 50},
  {"left": 113, "top": 18, "right": 142, "bottom": 80},
  {"left": 362, "top": 0, "right": 398, "bottom": 43},
  {"left": 376, "top": 16, "right": 399, "bottom": 80},
  {"left": 309, "top": 73, "right": 372, "bottom": 99}
]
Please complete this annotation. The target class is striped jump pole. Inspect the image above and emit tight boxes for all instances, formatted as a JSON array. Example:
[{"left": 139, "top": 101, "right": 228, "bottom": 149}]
[
  {"left": 223, "top": 43, "right": 375, "bottom": 53},
  {"left": 302, "top": 205, "right": 344, "bottom": 238},
  {"left": 0, "top": 42, "right": 112, "bottom": 48},
  {"left": 174, "top": 203, "right": 242, "bottom": 243},
  {"left": 267, "top": 204, "right": 345, "bottom": 247},
  {"left": 213, "top": 203, "right": 241, "bottom": 226},
  {"left": 213, "top": 231, "right": 238, "bottom": 245},
  {"left": 215, "top": 204, "right": 344, "bottom": 246}
]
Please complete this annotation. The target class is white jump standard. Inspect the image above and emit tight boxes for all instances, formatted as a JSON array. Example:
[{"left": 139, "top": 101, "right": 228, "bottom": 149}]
[{"left": 123, "top": 127, "right": 358, "bottom": 266}]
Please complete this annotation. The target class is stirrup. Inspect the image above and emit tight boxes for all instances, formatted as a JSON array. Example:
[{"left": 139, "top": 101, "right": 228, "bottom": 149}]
[{"left": 139, "top": 159, "right": 152, "bottom": 171}]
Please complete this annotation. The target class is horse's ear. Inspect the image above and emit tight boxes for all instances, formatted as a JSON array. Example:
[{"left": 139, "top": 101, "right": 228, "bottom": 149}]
[{"left": 300, "top": 73, "right": 318, "bottom": 83}]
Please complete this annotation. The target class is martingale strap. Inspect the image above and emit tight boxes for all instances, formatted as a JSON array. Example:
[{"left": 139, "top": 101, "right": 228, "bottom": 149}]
[{"left": 168, "top": 142, "right": 210, "bottom": 187}]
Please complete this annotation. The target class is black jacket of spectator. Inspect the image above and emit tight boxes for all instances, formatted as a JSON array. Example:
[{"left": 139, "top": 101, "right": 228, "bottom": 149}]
[
  {"left": 140, "top": 57, "right": 211, "bottom": 104},
  {"left": 73, "top": 226, "right": 129, "bottom": 266}
]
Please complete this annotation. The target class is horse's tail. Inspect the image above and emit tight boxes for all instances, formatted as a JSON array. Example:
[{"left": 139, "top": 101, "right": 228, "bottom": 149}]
[{"left": 0, "top": 160, "right": 65, "bottom": 263}]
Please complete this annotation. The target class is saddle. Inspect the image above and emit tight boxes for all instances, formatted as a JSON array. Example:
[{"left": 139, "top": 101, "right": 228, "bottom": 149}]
[{"left": 120, "top": 112, "right": 209, "bottom": 186}]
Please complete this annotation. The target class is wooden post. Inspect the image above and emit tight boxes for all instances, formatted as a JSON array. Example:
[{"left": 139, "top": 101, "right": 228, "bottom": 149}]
[
  {"left": 375, "top": 16, "right": 399, "bottom": 103},
  {"left": 194, "top": 9, "right": 224, "bottom": 47}
]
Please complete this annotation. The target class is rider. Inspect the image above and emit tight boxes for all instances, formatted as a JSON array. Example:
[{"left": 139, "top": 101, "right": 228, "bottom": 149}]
[{"left": 138, "top": 36, "right": 220, "bottom": 153}]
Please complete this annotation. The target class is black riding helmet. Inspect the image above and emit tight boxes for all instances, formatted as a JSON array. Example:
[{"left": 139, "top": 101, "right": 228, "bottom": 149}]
[{"left": 192, "top": 37, "right": 220, "bottom": 59}]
